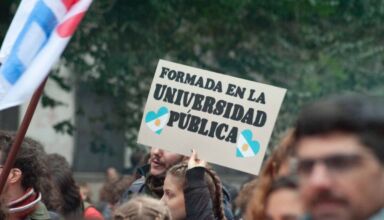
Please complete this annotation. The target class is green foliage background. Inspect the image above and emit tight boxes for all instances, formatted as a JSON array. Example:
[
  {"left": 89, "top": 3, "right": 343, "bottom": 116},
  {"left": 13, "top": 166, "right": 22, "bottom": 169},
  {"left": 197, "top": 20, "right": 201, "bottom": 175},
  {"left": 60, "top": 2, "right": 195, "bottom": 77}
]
[{"left": 1, "top": 0, "right": 384, "bottom": 153}]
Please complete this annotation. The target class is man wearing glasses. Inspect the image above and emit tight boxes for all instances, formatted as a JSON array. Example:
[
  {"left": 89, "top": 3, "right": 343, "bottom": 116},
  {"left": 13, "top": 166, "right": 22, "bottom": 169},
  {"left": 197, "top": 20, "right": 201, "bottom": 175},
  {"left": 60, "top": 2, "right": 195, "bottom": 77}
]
[{"left": 293, "top": 95, "right": 384, "bottom": 220}]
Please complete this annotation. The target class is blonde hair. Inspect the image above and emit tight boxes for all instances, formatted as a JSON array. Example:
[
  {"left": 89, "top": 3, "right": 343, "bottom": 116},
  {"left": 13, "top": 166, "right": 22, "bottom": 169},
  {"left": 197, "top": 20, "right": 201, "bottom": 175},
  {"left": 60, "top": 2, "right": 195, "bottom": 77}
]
[{"left": 113, "top": 195, "right": 171, "bottom": 220}]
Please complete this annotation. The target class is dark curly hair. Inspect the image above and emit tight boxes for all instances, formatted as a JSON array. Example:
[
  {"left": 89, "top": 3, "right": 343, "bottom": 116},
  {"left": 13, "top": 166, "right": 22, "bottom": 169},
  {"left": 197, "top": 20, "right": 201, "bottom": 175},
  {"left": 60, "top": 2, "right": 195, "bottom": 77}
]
[
  {"left": 23, "top": 137, "right": 62, "bottom": 212},
  {"left": 0, "top": 131, "right": 47, "bottom": 193}
]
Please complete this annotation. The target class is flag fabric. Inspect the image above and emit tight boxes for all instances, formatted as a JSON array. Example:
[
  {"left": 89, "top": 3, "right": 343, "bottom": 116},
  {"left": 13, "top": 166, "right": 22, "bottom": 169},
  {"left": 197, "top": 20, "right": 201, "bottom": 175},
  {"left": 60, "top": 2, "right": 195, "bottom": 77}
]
[{"left": 0, "top": 0, "right": 92, "bottom": 110}]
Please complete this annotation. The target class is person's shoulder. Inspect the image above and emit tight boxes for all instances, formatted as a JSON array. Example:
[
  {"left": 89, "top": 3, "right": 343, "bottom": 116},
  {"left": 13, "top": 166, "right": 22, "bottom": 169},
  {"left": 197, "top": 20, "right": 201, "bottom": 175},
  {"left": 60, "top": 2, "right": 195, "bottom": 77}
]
[
  {"left": 129, "top": 176, "right": 146, "bottom": 192},
  {"left": 29, "top": 201, "right": 51, "bottom": 220},
  {"left": 119, "top": 176, "right": 147, "bottom": 204}
]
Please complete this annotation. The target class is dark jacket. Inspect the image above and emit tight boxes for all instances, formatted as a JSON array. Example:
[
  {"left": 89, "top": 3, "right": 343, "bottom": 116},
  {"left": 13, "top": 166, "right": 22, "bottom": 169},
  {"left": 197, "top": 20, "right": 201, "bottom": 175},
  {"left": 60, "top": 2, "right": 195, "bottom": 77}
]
[
  {"left": 120, "top": 164, "right": 234, "bottom": 220},
  {"left": 184, "top": 167, "right": 214, "bottom": 220}
]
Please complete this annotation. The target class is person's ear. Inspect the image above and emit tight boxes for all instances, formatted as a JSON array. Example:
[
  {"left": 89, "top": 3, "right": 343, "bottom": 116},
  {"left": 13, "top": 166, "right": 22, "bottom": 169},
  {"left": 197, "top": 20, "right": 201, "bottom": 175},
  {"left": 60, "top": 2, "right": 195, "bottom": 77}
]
[{"left": 8, "top": 168, "right": 22, "bottom": 184}]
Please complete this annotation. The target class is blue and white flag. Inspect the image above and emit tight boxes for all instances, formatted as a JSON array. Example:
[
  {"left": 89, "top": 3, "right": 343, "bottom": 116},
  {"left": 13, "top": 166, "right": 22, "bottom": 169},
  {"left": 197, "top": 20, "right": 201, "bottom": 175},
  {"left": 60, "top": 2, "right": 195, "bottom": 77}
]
[{"left": 0, "top": 0, "right": 92, "bottom": 110}]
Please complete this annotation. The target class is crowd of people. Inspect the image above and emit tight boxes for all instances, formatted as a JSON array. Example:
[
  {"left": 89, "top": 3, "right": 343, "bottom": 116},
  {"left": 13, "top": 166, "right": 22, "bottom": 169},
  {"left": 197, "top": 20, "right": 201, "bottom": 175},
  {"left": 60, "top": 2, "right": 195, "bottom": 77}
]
[{"left": 0, "top": 94, "right": 382, "bottom": 220}]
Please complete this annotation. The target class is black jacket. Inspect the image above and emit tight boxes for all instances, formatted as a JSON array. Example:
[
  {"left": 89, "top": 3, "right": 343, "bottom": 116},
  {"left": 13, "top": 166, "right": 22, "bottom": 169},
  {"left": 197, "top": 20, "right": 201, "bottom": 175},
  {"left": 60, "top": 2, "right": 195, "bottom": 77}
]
[{"left": 184, "top": 167, "right": 214, "bottom": 220}]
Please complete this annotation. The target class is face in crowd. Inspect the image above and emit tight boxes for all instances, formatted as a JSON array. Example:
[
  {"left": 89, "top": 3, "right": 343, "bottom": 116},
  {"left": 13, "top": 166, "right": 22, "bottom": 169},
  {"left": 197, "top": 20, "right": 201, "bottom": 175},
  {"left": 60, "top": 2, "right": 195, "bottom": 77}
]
[
  {"left": 161, "top": 173, "right": 186, "bottom": 220},
  {"left": 296, "top": 132, "right": 384, "bottom": 220},
  {"left": 149, "top": 148, "right": 184, "bottom": 177},
  {"left": 265, "top": 187, "right": 304, "bottom": 220}
]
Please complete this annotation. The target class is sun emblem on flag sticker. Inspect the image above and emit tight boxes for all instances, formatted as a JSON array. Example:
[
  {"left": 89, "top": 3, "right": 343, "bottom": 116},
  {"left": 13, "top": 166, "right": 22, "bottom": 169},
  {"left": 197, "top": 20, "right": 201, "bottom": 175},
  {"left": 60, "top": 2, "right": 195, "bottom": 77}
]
[
  {"left": 145, "top": 106, "right": 169, "bottom": 135},
  {"left": 236, "top": 129, "right": 260, "bottom": 158}
]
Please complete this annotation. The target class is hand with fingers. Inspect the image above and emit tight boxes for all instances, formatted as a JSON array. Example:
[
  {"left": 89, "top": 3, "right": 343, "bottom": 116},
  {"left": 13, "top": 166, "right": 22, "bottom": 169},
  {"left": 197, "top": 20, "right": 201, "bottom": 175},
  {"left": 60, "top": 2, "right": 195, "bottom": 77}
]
[{"left": 188, "top": 149, "right": 207, "bottom": 170}]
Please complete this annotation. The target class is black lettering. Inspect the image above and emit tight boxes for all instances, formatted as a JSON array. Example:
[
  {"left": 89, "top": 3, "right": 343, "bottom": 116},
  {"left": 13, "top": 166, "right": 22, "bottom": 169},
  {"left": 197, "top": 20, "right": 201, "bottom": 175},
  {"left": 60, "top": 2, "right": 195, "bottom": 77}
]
[
  {"left": 176, "top": 71, "right": 185, "bottom": 83},
  {"left": 164, "top": 87, "right": 177, "bottom": 103},
  {"left": 174, "top": 89, "right": 184, "bottom": 105},
  {"left": 253, "top": 110, "right": 267, "bottom": 127},
  {"left": 185, "top": 73, "right": 196, "bottom": 85},
  {"left": 213, "top": 81, "right": 223, "bottom": 93},
  {"left": 168, "top": 70, "right": 177, "bottom": 80},
  {"left": 202, "top": 96, "right": 216, "bottom": 114},
  {"left": 226, "top": 127, "right": 238, "bottom": 143},
  {"left": 208, "top": 121, "right": 218, "bottom": 137},
  {"left": 223, "top": 102, "right": 233, "bottom": 118},
  {"left": 213, "top": 100, "right": 226, "bottom": 115},
  {"left": 167, "top": 111, "right": 180, "bottom": 127},
  {"left": 230, "top": 104, "right": 244, "bottom": 121},
  {"left": 198, "top": 118, "right": 209, "bottom": 136},
  {"left": 153, "top": 84, "right": 166, "bottom": 100},
  {"left": 216, "top": 123, "right": 228, "bottom": 140},
  {"left": 247, "top": 89, "right": 256, "bottom": 101},
  {"left": 160, "top": 67, "right": 169, "bottom": 78},
  {"left": 226, "top": 83, "right": 236, "bottom": 96},
  {"left": 195, "top": 77, "right": 204, "bottom": 87},
  {"left": 205, "top": 78, "right": 215, "bottom": 90},
  {"left": 234, "top": 86, "right": 246, "bottom": 99},
  {"left": 241, "top": 108, "right": 254, "bottom": 125},
  {"left": 178, "top": 112, "right": 191, "bottom": 129},
  {"left": 188, "top": 115, "right": 201, "bottom": 132},
  {"left": 182, "top": 92, "right": 195, "bottom": 107},
  {"left": 256, "top": 92, "right": 266, "bottom": 104},
  {"left": 191, "top": 94, "right": 204, "bottom": 111}
]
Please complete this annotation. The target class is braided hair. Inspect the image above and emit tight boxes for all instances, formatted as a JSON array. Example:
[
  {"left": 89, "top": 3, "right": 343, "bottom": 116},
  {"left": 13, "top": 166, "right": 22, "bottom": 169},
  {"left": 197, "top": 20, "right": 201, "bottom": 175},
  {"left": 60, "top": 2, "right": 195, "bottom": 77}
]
[{"left": 168, "top": 162, "right": 226, "bottom": 220}]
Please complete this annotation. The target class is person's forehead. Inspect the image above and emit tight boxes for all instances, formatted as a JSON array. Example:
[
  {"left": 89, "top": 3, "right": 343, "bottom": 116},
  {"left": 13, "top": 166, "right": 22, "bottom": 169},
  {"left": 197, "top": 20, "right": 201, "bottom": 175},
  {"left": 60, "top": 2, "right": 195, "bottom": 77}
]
[
  {"left": 295, "top": 133, "right": 367, "bottom": 157},
  {"left": 164, "top": 151, "right": 182, "bottom": 158},
  {"left": 164, "top": 175, "right": 183, "bottom": 190}
]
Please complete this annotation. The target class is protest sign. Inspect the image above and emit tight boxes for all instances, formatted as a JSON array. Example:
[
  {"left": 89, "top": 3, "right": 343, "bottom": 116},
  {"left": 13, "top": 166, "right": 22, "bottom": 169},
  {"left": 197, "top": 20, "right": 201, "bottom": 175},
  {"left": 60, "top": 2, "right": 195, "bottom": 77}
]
[{"left": 138, "top": 59, "right": 286, "bottom": 174}]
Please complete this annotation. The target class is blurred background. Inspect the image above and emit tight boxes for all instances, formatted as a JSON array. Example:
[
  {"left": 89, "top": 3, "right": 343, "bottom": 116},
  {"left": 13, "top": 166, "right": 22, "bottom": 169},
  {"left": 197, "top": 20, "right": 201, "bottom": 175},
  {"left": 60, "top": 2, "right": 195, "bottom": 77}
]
[{"left": 1, "top": 0, "right": 384, "bottom": 201}]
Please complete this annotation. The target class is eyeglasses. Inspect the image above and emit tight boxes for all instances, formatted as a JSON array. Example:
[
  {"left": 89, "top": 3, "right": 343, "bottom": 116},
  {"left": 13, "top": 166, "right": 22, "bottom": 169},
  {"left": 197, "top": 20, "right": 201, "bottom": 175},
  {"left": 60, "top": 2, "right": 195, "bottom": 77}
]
[{"left": 295, "top": 154, "right": 362, "bottom": 179}]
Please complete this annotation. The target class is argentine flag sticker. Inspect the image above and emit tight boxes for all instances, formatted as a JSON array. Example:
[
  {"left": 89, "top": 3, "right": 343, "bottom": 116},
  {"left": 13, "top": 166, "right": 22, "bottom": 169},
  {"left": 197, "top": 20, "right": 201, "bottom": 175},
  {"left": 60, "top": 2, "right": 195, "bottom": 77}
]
[
  {"left": 145, "top": 106, "right": 169, "bottom": 135},
  {"left": 236, "top": 129, "right": 260, "bottom": 158}
]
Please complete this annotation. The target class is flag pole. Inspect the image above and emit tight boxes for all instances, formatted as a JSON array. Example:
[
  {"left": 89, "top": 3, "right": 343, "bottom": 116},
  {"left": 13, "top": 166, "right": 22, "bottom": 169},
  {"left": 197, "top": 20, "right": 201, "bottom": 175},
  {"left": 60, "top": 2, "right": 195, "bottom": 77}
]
[{"left": 0, "top": 76, "right": 48, "bottom": 195}]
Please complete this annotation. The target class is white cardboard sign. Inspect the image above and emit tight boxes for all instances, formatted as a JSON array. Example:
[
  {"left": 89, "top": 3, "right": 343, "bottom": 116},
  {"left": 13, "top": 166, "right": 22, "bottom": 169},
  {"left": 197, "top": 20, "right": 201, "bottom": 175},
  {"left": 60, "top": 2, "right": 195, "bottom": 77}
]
[{"left": 138, "top": 60, "right": 286, "bottom": 175}]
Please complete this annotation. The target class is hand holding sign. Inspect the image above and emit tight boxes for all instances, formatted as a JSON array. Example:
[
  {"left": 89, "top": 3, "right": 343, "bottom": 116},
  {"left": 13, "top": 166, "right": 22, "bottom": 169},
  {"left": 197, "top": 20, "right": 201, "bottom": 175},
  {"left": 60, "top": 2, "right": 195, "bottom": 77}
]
[{"left": 188, "top": 149, "right": 207, "bottom": 169}]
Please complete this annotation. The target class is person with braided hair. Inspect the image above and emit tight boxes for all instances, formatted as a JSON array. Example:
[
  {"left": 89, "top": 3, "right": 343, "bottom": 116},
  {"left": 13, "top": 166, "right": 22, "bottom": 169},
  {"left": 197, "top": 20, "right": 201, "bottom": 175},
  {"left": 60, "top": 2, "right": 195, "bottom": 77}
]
[
  {"left": 161, "top": 150, "right": 226, "bottom": 220},
  {"left": 113, "top": 195, "right": 171, "bottom": 220},
  {"left": 120, "top": 147, "right": 234, "bottom": 220}
]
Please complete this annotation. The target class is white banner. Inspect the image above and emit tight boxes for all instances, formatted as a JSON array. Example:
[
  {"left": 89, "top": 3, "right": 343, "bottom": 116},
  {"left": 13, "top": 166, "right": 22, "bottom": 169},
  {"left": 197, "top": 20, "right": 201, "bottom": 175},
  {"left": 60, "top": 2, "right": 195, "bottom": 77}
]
[{"left": 0, "top": 0, "right": 93, "bottom": 110}]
